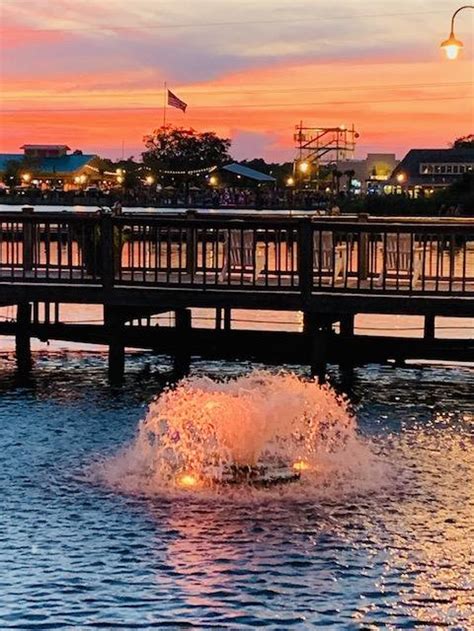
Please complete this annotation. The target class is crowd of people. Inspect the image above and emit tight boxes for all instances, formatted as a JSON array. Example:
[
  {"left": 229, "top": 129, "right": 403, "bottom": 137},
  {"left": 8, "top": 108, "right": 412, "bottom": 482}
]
[{"left": 1, "top": 184, "right": 347, "bottom": 212}]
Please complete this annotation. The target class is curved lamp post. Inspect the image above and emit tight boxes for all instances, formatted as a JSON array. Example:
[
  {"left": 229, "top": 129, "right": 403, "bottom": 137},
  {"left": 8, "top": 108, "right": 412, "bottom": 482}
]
[{"left": 441, "top": 5, "right": 474, "bottom": 59}]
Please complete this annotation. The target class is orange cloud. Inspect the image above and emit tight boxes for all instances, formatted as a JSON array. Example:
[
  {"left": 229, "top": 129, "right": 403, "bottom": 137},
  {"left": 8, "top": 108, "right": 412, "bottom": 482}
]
[{"left": 1, "top": 56, "right": 472, "bottom": 160}]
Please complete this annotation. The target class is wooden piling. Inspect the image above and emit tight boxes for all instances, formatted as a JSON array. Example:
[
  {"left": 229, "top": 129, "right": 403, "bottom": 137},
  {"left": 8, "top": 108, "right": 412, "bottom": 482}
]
[
  {"left": 223, "top": 307, "right": 232, "bottom": 331},
  {"left": 304, "top": 312, "right": 331, "bottom": 383},
  {"left": 105, "top": 306, "right": 125, "bottom": 385},
  {"left": 174, "top": 308, "right": 192, "bottom": 376},
  {"left": 424, "top": 314, "right": 435, "bottom": 340},
  {"left": 215, "top": 308, "right": 222, "bottom": 330},
  {"left": 339, "top": 314, "right": 355, "bottom": 370},
  {"left": 340, "top": 314, "right": 355, "bottom": 337},
  {"left": 16, "top": 302, "right": 32, "bottom": 374}
]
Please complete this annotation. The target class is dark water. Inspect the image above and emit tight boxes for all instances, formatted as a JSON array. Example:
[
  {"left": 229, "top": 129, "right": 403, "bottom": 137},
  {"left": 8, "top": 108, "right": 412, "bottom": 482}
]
[{"left": 0, "top": 354, "right": 472, "bottom": 629}]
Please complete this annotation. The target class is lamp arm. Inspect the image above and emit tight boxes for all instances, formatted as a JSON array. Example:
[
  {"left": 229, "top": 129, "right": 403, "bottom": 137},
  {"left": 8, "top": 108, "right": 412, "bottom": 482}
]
[{"left": 450, "top": 5, "right": 474, "bottom": 34}]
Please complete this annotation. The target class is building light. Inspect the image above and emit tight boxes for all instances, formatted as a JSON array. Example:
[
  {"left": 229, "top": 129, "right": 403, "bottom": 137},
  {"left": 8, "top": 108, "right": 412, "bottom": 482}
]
[
  {"left": 286, "top": 176, "right": 295, "bottom": 187},
  {"left": 299, "top": 161, "right": 310, "bottom": 174},
  {"left": 209, "top": 175, "right": 218, "bottom": 186},
  {"left": 21, "top": 173, "right": 31, "bottom": 183},
  {"left": 396, "top": 173, "right": 407, "bottom": 184},
  {"left": 145, "top": 175, "right": 155, "bottom": 186}
]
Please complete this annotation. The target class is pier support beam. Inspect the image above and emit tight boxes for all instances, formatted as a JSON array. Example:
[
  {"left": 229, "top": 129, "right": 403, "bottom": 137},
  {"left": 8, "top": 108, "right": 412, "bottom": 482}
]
[
  {"left": 105, "top": 307, "right": 125, "bottom": 385},
  {"left": 174, "top": 308, "right": 192, "bottom": 376},
  {"left": 15, "top": 302, "right": 32, "bottom": 375}
]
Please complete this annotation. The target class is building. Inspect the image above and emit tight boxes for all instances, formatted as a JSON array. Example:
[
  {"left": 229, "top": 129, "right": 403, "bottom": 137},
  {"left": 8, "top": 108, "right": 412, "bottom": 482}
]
[
  {"left": 335, "top": 153, "right": 398, "bottom": 194},
  {"left": 387, "top": 147, "right": 474, "bottom": 196},
  {"left": 0, "top": 144, "right": 100, "bottom": 189}
]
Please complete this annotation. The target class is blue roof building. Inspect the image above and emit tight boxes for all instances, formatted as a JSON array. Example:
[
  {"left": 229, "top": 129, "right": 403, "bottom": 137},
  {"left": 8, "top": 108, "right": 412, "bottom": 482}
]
[
  {"left": 0, "top": 145, "right": 99, "bottom": 185},
  {"left": 221, "top": 162, "right": 276, "bottom": 183}
]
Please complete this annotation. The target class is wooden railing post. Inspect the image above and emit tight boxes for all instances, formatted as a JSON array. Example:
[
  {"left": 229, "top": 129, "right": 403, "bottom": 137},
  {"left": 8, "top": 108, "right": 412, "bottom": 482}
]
[
  {"left": 357, "top": 213, "right": 369, "bottom": 280},
  {"left": 185, "top": 209, "right": 197, "bottom": 276},
  {"left": 101, "top": 212, "right": 114, "bottom": 289},
  {"left": 22, "top": 206, "right": 35, "bottom": 272},
  {"left": 298, "top": 217, "right": 313, "bottom": 303}
]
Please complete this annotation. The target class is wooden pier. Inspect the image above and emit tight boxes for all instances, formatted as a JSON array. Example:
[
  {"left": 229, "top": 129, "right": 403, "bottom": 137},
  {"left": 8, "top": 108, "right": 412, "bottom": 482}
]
[{"left": 0, "top": 207, "right": 473, "bottom": 382}]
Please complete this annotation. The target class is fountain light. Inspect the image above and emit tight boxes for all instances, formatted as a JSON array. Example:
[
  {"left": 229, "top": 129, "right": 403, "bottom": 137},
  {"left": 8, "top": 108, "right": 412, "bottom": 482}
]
[
  {"left": 176, "top": 472, "right": 199, "bottom": 488},
  {"left": 292, "top": 460, "right": 311, "bottom": 472}
]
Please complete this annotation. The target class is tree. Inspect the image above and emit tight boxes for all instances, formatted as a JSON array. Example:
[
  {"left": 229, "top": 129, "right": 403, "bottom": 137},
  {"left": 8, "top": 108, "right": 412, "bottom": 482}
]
[
  {"left": 240, "top": 158, "right": 293, "bottom": 187},
  {"left": 452, "top": 134, "right": 474, "bottom": 149},
  {"left": 2, "top": 160, "right": 23, "bottom": 186},
  {"left": 142, "top": 126, "right": 232, "bottom": 172},
  {"left": 2, "top": 158, "right": 38, "bottom": 186}
]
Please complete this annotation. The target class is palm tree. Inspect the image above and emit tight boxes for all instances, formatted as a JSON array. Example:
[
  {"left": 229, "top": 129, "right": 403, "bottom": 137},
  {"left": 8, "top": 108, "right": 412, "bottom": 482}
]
[
  {"left": 332, "top": 169, "right": 343, "bottom": 193},
  {"left": 344, "top": 169, "right": 356, "bottom": 194}
]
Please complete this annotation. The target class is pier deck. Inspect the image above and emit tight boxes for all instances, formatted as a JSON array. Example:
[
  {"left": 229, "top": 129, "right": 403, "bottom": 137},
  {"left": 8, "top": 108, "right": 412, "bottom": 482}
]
[{"left": 0, "top": 209, "right": 472, "bottom": 380}]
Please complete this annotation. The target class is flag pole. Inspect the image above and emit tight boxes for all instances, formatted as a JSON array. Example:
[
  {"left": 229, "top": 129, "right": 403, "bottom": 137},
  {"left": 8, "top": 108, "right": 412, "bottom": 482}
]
[{"left": 163, "top": 81, "right": 167, "bottom": 127}]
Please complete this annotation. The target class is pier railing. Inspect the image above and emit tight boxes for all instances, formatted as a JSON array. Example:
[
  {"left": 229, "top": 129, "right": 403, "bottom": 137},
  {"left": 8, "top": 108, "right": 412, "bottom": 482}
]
[{"left": 0, "top": 210, "right": 473, "bottom": 296}]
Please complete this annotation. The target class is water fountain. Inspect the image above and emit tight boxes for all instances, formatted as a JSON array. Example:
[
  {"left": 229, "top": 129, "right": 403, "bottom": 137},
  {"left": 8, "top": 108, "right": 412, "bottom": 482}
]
[{"left": 101, "top": 371, "right": 367, "bottom": 494}]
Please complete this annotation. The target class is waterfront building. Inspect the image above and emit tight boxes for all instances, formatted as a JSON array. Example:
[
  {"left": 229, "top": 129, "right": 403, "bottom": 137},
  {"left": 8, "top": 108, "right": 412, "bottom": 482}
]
[
  {"left": 387, "top": 147, "right": 474, "bottom": 196},
  {"left": 336, "top": 153, "right": 398, "bottom": 194},
  {"left": 0, "top": 144, "right": 100, "bottom": 190}
]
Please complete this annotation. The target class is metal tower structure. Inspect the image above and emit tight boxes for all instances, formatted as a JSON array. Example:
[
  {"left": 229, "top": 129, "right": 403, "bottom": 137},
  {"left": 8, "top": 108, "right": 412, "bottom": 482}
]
[{"left": 293, "top": 122, "right": 359, "bottom": 186}]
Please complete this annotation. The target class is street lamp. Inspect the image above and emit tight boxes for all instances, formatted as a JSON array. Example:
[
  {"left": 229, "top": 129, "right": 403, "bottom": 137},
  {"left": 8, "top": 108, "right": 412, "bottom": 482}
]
[
  {"left": 299, "top": 161, "right": 310, "bottom": 174},
  {"left": 441, "top": 5, "right": 474, "bottom": 59}
]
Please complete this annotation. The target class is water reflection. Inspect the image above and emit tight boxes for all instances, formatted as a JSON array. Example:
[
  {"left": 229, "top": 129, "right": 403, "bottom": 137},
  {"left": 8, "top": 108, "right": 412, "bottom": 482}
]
[{"left": 0, "top": 353, "right": 472, "bottom": 628}]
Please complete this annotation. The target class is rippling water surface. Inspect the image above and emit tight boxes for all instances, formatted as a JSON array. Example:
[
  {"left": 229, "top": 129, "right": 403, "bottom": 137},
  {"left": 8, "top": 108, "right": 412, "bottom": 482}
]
[{"left": 0, "top": 354, "right": 472, "bottom": 629}]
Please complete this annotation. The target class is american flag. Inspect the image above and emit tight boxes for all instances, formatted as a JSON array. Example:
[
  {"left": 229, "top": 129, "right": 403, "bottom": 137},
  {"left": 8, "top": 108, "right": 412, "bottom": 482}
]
[{"left": 168, "top": 89, "right": 187, "bottom": 112}]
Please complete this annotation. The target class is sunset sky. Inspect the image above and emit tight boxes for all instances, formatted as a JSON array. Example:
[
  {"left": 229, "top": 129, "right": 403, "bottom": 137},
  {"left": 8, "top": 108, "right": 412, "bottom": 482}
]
[{"left": 0, "top": 0, "right": 472, "bottom": 161}]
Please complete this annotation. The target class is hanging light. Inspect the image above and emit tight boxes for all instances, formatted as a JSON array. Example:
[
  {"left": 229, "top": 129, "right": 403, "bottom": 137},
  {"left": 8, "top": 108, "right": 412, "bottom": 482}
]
[
  {"left": 440, "top": 32, "right": 464, "bottom": 60},
  {"left": 440, "top": 5, "right": 473, "bottom": 60}
]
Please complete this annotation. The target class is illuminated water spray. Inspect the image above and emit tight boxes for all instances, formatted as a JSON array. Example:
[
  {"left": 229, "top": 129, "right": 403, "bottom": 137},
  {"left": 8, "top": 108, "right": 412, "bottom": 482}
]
[{"left": 101, "top": 371, "right": 380, "bottom": 495}]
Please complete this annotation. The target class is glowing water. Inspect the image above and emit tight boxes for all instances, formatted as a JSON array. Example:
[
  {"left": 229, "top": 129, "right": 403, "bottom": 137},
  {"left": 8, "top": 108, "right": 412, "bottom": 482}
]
[{"left": 101, "top": 371, "right": 383, "bottom": 494}]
